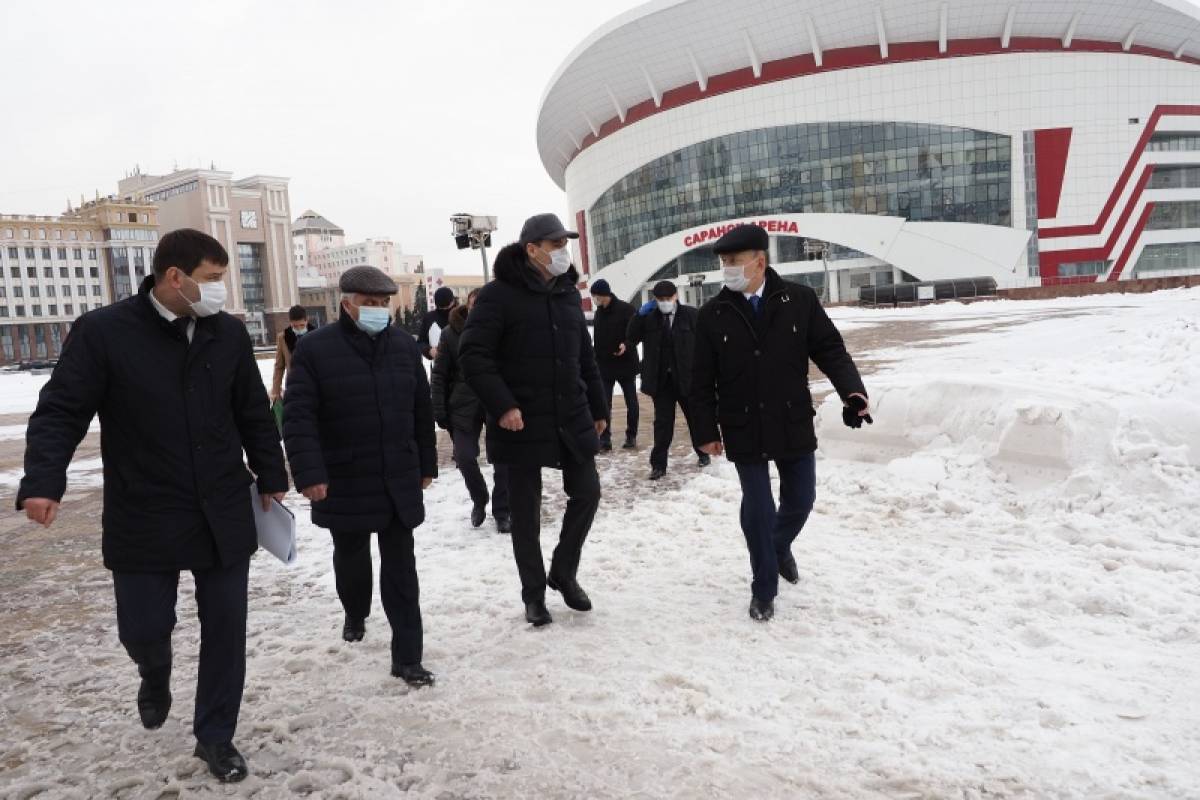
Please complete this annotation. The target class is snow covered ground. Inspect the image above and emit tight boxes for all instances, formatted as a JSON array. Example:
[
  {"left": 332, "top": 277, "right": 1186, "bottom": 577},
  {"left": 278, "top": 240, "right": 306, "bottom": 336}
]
[{"left": 1, "top": 288, "right": 1199, "bottom": 798}]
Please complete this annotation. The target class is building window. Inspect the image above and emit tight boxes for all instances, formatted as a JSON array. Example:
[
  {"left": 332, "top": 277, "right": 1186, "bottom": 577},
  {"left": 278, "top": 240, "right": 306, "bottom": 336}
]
[
  {"left": 90, "top": 267, "right": 99, "bottom": 278},
  {"left": 30, "top": 286, "right": 39, "bottom": 297},
  {"left": 56, "top": 247, "right": 67, "bottom": 260},
  {"left": 26, "top": 267, "right": 35, "bottom": 278},
  {"left": 237, "top": 243, "right": 266, "bottom": 310},
  {"left": 8, "top": 267, "right": 17, "bottom": 278},
  {"left": 0, "top": 307, "right": 8, "bottom": 318},
  {"left": 24, "top": 247, "right": 35, "bottom": 260},
  {"left": 69, "top": 229, "right": 78, "bottom": 241},
  {"left": 21, "top": 229, "right": 30, "bottom": 238},
  {"left": 15, "top": 305, "right": 24, "bottom": 317},
  {"left": 1146, "top": 133, "right": 1200, "bottom": 152},
  {"left": 32, "top": 306, "right": 42, "bottom": 316},
  {"left": 40, "top": 247, "right": 51, "bottom": 260},
  {"left": 91, "top": 286, "right": 102, "bottom": 297},
  {"left": 88, "top": 248, "right": 97, "bottom": 260},
  {"left": 38, "top": 229, "right": 46, "bottom": 240},
  {"left": 48, "top": 305, "right": 57, "bottom": 315},
  {"left": 53, "top": 229, "right": 62, "bottom": 240},
  {"left": 63, "top": 285, "right": 72, "bottom": 296},
  {"left": 43, "top": 267, "right": 53, "bottom": 278},
  {"left": 65, "top": 304, "right": 73, "bottom": 315},
  {"left": 46, "top": 286, "right": 55, "bottom": 297},
  {"left": 72, "top": 247, "right": 82, "bottom": 260},
  {"left": 7, "top": 247, "right": 17, "bottom": 259},
  {"left": 3, "top": 228, "right": 11, "bottom": 239},
  {"left": 111, "top": 247, "right": 132, "bottom": 300},
  {"left": 59, "top": 267, "right": 69, "bottom": 278},
  {"left": 1133, "top": 241, "right": 1200, "bottom": 274},
  {"left": 85, "top": 231, "right": 93, "bottom": 241},
  {"left": 1146, "top": 201, "right": 1200, "bottom": 230},
  {"left": 13, "top": 286, "right": 22, "bottom": 297},
  {"left": 74, "top": 267, "right": 84, "bottom": 278},
  {"left": 0, "top": 286, "right": 5, "bottom": 297}
]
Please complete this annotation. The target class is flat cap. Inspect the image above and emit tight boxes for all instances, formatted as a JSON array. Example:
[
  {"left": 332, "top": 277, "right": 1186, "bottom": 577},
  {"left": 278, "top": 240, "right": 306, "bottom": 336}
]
[
  {"left": 519, "top": 213, "right": 579, "bottom": 246},
  {"left": 589, "top": 278, "right": 612, "bottom": 296},
  {"left": 652, "top": 280, "right": 677, "bottom": 298},
  {"left": 339, "top": 265, "right": 398, "bottom": 295},
  {"left": 711, "top": 224, "right": 769, "bottom": 255}
]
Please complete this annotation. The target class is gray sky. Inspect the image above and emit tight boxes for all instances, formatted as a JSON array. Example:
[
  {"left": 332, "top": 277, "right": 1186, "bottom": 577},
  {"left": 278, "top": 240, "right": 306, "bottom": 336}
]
[{"left": 0, "top": 0, "right": 643, "bottom": 275}]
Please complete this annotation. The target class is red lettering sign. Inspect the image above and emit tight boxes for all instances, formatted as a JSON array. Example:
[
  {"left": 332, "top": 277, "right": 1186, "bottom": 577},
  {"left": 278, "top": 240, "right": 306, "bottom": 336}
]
[{"left": 681, "top": 219, "right": 801, "bottom": 247}]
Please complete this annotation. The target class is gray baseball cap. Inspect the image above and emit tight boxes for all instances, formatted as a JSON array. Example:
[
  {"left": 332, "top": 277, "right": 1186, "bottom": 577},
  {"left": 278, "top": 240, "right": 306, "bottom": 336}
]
[{"left": 519, "top": 213, "right": 579, "bottom": 246}]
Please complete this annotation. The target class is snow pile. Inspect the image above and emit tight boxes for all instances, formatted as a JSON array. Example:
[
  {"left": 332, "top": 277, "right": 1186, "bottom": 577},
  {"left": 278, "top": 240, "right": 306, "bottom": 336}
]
[{"left": 0, "top": 289, "right": 1198, "bottom": 798}]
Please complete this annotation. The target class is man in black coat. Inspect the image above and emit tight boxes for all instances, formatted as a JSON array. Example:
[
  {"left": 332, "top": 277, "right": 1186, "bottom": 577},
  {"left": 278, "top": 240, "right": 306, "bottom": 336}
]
[
  {"left": 458, "top": 213, "right": 608, "bottom": 627},
  {"left": 283, "top": 265, "right": 438, "bottom": 688},
  {"left": 627, "top": 280, "right": 709, "bottom": 480},
  {"left": 588, "top": 278, "right": 639, "bottom": 452},
  {"left": 17, "top": 228, "right": 288, "bottom": 783},
  {"left": 691, "top": 225, "right": 872, "bottom": 623},
  {"left": 431, "top": 289, "right": 510, "bottom": 533},
  {"left": 417, "top": 286, "right": 457, "bottom": 361}
]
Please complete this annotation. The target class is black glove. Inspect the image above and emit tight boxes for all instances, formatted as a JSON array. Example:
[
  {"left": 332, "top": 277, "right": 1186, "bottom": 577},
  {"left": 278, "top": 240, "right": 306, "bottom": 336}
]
[{"left": 842, "top": 394, "right": 873, "bottom": 429}]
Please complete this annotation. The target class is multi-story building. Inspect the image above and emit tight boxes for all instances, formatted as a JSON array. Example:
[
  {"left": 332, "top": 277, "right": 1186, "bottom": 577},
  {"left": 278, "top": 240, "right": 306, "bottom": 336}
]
[
  {"left": 309, "top": 237, "right": 406, "bottom": 286},
  {"left": 0, "top": 199, "right": 157, "bottom": 365},
  {"left": 119, "top": 168, "right": 298, "bottom": 343},
  {"left": 291, "top": 209, "right": 345, "bottom": 275}
]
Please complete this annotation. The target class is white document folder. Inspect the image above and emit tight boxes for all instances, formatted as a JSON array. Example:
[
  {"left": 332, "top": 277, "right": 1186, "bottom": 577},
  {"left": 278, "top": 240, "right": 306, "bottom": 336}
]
[{"left": 251, "top": 486, "right": 297, "bottom": 566}]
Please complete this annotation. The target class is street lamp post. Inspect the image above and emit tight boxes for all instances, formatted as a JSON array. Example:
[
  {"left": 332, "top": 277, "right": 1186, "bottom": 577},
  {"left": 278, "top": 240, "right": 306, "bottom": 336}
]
[{"left": 450, "top": 213, "right": 499, "bottom": 283}]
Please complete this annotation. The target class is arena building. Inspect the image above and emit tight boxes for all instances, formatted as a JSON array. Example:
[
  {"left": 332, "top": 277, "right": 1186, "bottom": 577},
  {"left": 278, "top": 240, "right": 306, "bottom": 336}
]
[{"left": 536, "top": 0, "right": 1200, "bottom": 305}]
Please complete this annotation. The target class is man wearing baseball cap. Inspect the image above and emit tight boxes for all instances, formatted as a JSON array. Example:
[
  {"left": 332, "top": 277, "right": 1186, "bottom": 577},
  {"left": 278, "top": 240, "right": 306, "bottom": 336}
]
[
  {"left": 459, "top": 213, "right": 608, "bottom": 627},
  {"left": 691, "top": 224, "right": 871, "bottom": 622},
  {"left": 418, "top": 286, "right": 458, "bottom": 361}
]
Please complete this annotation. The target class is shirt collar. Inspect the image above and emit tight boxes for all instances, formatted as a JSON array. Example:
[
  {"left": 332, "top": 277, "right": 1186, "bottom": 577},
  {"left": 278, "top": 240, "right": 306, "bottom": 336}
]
[
  {"left": 147, "top": 286, "right": 182, "bottom": 322},
  {"left": 743, "top": 282, "right": 765, "bottom": 301}
]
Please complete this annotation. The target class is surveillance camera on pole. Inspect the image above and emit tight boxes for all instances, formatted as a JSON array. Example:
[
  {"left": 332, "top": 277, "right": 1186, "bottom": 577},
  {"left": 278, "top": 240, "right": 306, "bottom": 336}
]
[{"left": 451, "top": 213, "right": 498, "bottom": 282}]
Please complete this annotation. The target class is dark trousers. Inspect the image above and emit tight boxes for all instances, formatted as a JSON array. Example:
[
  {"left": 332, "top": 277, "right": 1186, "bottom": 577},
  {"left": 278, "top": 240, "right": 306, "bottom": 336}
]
[
  {"left": 113, "top": 556, "right": 250, "bottom": 745},
  {"left": 600, "top": 373, "right": 639, "bottom": 444},
  {"left": 452, "top": 422, "right": 510, "bottom": 516},
  {"left": 505, "top": 453, "right": 601, "bottom": 603},
  {"left": 330, "top": 518, "right": 423, "bottom": 665},
  {"left": 650, "top": 373, "right": 702, "bottom": 470},
  {"left": 733, "top": 455, "right": 817, "bottom": 602}
]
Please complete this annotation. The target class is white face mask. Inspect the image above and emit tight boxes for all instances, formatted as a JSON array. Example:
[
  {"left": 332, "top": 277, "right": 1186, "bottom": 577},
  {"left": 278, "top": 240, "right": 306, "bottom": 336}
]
[
  {"left": 722, "top": 265, "right": 750, "bottom": 293},
  {"left": 547, "top": 246, "right": 572, "bottom": 276},
  {"left": 657, "top": 300, "right": 676, "bottom": 314},
  {"left": 180, "top": 274, "right": 227, "bottom": 317}
]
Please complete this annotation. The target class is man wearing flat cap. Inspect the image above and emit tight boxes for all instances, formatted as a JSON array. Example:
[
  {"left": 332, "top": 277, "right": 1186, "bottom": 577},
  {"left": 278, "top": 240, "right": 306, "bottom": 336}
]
[
  {"left": 691, "top": 224, "right": 871, "bottom": 622},
  {"left": 588, "top": 278, "right": 640, "bottom": 452},
  {"left": 459, "top": 213, "right": 608, "bottom": 627},
  {"left": 627, "top": 279, "right": 708, "bottom": 481},
  {"left": 283, "top": 265, "right": 439, "bottom": 686}
]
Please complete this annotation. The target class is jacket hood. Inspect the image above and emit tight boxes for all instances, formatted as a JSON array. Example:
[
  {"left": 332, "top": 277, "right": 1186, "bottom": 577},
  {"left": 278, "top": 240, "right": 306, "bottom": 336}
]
[
  {"left": 493, "top": 242, "right": 579, "bottom": 292},
  {"left": 449, "top": 303, "right": 469, "bottom": 333}
]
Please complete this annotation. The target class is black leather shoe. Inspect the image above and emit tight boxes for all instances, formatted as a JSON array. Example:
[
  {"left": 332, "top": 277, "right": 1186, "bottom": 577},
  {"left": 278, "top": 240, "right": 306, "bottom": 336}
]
[
  {"left": 547, "top": 575, "right": 593, "bottom": 611},
  {"left": 391, "top": 662, "right": 436, "bottom": 688},
  {"left": 600, "top": 440, "right": 613, "bottom": 452},
  {"left": 342, "top": 615, "right": 366, "bottom": 643},
  {"left": 137, "top": 671, "right": 172, "bottom": 730},
  {"left": 698, "top": 453, "right": 712, "bottom": 467},
  {"left": 649, "top": 466, "right": 667, "bottom": 481},
  {"left": 524, "top": 600, "right": 553, "bottom": 627},
  {"left": 471, "top": 502, "right": 486, "bottom": 528},
  {"left": 193, "top": 741, "right": 248, "bottom": 783},
  {"left": 495, "top": 514, "right": 512, "bottom": 534},
  {"left": 778, "top": 554, "right": 800, "bottom": 585},
  {"left": 749, "top": 598, "right": 774, "bottom": 622},
  {"left": 622, "top": 436, "right": 637, "bottom": 450}
]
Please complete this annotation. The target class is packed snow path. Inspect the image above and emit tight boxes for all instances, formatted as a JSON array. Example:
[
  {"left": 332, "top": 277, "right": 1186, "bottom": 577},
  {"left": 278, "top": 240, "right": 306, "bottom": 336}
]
[{"left": 1, "top": 289, "right": 1198, "bottom": 798}]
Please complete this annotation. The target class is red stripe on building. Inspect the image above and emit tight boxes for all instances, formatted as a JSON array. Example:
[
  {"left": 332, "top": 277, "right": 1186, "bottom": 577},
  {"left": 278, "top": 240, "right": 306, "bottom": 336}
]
[
  {"left": 1108, "top": 203, "right": 1156, "bottom": 281},
  {"left": 1033, "top": 128, "right": 1073, "bottom": 220}
]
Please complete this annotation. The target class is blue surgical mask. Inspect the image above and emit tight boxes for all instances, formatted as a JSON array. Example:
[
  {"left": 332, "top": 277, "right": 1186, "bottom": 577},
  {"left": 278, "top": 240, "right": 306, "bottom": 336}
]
[{"left": 354, "top": 305, "right": 390, "bottom": 335}]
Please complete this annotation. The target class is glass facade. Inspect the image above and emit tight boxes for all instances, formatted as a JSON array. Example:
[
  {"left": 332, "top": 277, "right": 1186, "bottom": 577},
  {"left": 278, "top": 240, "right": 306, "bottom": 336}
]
[
  {"left": 110, "top": 247, "right": 131, "bottom": 301},
  {"left": 1056, "top": 259, "right": 1108, "bottom": 277},
  {"left": 1145, "top": 133, "right": 1200, "bottom": 152},
  {"left": 1133, "top": 241, "right": 1200, "bottom": 274},
  {"left": 238, "top": 243, "right": 265, "bottom": 310},
  {"left": 588, "top": 121, "right": 1013, "bottom": 269},
  {"left": 1146, "top": 201, "right": 1200, "bottom": 230},
  {"left": 1149, "top": 165, "right": 1200, "bottom": 189}
]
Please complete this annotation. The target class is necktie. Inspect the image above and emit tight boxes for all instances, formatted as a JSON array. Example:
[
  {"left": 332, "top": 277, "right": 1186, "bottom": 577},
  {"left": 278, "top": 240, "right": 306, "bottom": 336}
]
[{"left": 749, "top": 295, "right": 762, "bottom": 315}]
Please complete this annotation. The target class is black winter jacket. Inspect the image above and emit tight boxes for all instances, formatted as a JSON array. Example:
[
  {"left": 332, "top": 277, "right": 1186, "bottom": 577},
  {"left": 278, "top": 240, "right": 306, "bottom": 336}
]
[
  {"left": 626, "top": 302, "right": 699, "bottom": 397},
  {"left": 458, "top": 243, "right": 607, "bottom": 468},
  {"left": 17, "top": 277, "right": 288, "bottom": 571},
  {"left": 283, "top": 310, "right": 437, "bottom": 532},
  {"left": 591, "top": 297, "right": 639, "bottom": 381},
  {"left": 691, "top": 268, "right": 866, "bottom": 464},
  {"left": 417, "top": 307, "right": 453, "bottom": 360},
  {"left": 430, "top": 304, "right": 483, "bottom": 433}
]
